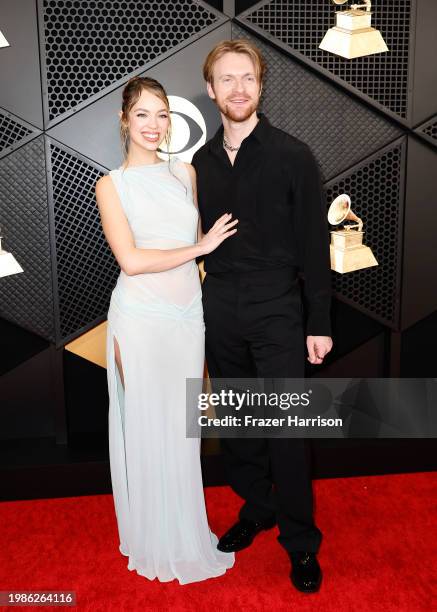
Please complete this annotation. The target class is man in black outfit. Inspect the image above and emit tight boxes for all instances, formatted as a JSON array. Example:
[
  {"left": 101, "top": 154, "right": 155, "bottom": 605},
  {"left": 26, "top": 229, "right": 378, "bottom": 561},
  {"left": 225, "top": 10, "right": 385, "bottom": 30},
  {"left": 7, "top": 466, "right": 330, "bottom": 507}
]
[{"left": 192, "top": 39, "right": 333, "bottom": 593}]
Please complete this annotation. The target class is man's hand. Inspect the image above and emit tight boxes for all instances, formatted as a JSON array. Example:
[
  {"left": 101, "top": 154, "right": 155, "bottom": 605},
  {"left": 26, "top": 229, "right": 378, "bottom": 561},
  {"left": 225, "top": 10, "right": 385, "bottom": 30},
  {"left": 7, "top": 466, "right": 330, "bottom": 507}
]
[{"left": 306, "top": 336, "right": 333, "bottom": 365}]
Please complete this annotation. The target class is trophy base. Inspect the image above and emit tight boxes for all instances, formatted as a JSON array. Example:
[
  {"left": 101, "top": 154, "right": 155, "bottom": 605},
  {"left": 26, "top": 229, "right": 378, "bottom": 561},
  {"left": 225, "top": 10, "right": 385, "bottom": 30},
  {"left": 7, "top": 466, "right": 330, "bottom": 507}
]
[
  {"left": 0, "top": 251, "right": 24, "bottom": 278},
  {"left": 330, "top": 244, "right": 378, "bottom": 273},
  {"left": 319, "top": 26, "right": 388, "bottom": 59}
]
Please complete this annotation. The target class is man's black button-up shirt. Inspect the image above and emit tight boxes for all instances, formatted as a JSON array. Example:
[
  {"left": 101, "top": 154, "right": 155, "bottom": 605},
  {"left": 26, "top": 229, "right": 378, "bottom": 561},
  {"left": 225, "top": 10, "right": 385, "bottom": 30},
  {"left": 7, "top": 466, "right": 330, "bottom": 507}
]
[{"left": 192, "top": 114, "right": 332, "bottom": 336}]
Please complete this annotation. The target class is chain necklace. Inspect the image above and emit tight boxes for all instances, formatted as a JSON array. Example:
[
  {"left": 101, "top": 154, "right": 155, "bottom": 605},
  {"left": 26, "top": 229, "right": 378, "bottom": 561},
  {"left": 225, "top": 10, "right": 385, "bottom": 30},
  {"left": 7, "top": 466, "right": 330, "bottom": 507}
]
[{"left": 223, "top": 135, "right": 240, "bottom": 152}]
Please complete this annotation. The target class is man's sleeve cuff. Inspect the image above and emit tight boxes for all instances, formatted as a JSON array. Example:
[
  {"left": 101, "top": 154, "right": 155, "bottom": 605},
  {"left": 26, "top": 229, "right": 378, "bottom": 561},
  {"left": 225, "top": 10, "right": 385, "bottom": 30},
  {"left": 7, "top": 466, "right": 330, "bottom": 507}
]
[{"left": 306, "top": 311, "right": 332, "bottom": 337}]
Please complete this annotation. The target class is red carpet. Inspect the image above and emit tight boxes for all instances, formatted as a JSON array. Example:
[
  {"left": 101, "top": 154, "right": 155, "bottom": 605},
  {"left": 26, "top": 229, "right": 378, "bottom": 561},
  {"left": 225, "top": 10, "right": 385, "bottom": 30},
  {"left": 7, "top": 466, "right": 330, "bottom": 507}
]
[{"left": 1, "top": 472, "right": 436, "bottom": 611}]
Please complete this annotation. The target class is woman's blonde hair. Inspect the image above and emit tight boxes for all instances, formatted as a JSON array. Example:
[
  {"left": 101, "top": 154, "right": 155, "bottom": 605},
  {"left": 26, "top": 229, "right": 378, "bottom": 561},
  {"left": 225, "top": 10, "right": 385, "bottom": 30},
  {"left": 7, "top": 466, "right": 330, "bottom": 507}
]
[
  {"left": 119, "top": 76, "right": 187, "bottom": 193},
  {"left": 203, "top": 39, "right": 266, "bottom": 85},
  {"left": 119, "top": 76, "right": 172, "bottom": 158}
]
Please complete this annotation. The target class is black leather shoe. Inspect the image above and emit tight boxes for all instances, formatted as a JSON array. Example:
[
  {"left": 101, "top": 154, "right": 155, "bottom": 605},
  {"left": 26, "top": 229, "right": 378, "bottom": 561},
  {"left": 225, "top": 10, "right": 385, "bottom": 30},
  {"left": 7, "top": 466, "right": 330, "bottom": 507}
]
[
  {"left": 217, "top": 518, "right": 276, "bottom": 553},
  {"left": 289, "top": 551, "right": 322, "bottom": 593}
]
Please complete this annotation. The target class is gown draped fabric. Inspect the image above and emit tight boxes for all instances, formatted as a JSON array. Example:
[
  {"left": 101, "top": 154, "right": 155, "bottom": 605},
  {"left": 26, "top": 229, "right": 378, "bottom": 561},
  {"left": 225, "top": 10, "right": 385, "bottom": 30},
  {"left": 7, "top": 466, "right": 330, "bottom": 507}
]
[{"left": 106, "top": 157, "right": 234, "bottom": 584}]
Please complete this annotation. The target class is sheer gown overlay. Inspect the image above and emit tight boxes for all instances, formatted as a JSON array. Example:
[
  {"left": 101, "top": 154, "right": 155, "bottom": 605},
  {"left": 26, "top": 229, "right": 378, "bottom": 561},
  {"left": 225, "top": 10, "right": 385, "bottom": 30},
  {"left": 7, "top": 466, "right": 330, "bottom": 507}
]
[{"left": 106, "top": 158, "right": 234, "bottom": 584}]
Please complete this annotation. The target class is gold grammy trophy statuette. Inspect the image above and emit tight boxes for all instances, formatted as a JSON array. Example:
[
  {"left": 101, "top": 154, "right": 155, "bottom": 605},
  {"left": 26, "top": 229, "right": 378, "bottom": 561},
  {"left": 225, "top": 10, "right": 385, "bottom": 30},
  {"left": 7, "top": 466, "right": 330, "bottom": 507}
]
[
  {"left": 328, "top": 194, "right": 378, "bottom": 273},
  {"left": 319, "top": 0, "right": 388, "bottom": 59}
]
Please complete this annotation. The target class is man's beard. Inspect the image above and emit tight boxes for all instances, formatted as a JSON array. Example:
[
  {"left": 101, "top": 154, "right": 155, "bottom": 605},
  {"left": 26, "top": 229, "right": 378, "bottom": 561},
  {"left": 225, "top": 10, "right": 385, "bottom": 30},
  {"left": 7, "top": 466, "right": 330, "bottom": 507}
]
[{"left": 216, "top": 97, "right": 259, "bottom": 123}]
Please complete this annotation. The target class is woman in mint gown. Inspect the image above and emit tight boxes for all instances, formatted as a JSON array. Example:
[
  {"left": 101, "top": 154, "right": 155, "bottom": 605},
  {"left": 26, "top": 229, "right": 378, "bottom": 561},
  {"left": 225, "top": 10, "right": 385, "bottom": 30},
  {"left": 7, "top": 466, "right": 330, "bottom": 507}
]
[{"left": 96, "top": 76, "right": 237, "bottom": 584}]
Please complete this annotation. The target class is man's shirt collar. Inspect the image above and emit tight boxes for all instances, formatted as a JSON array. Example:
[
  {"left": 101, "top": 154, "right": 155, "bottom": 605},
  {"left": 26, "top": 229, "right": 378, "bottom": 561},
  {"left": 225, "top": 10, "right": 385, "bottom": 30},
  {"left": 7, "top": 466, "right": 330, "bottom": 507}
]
[{"left": 209, "top": 113, "right": 270, "bottom": 155}]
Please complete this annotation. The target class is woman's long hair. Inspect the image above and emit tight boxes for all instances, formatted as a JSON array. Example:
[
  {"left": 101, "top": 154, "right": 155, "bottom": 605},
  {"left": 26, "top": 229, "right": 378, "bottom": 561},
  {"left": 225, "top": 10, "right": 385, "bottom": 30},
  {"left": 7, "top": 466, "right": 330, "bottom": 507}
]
[
  {"left": 119, "top": 76, "right": 187, "bottom": 194},
  {"left": 119, "top": 76, "right": 172, "bottom": 159}
]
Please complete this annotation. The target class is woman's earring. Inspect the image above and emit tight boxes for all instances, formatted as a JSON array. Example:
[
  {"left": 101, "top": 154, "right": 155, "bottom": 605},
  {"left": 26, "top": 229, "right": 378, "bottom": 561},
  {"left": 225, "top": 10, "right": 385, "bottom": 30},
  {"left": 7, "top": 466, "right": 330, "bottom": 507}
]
[{"left": 122, "top": 125, "right": 129, "bottom": 156}]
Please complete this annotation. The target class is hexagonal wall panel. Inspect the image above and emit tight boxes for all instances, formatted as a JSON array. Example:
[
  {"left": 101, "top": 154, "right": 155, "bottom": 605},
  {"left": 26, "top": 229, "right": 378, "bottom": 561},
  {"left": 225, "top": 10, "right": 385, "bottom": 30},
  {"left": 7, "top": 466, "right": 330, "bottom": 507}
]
[
  {"left": 232, "top": 24, "right": 403, "bottom": 181},
  {"left": 40, "top": 0, "right": 223, "bottom": 123},
  {"left": 414, "top": 116, "right": 437, "bottom": 149},
  {"left": 0, "top": 0, "right": 44, "bottom": 129},
  {"left": 239, "top": 0, "right": 412, "bottom": 120},
  {"left": 326, "top": 138, "right": 406, "bottom": 329},
  {"left": 46, "top": 22, "right": 231, "bottom": 170}
]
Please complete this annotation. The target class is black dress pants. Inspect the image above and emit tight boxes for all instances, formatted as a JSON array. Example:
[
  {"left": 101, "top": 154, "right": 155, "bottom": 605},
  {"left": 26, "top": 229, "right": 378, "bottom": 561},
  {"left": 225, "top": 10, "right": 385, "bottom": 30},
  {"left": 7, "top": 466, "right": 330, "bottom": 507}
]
[{"left": 202, "top": 268, "right": 322, "bottom": 553}]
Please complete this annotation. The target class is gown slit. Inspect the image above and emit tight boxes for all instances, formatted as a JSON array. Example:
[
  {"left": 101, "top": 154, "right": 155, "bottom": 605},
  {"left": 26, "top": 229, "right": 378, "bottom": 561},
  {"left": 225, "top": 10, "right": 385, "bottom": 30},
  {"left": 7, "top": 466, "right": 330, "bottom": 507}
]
[
  {"left": 107, "top": 320, "right": 131, "bottom": 555},
  {"left": 113, "top": 336, "right": 125, "bottom": 389},
  {"left": 105, "top": 157, "right": 234, "bottom": 584}
]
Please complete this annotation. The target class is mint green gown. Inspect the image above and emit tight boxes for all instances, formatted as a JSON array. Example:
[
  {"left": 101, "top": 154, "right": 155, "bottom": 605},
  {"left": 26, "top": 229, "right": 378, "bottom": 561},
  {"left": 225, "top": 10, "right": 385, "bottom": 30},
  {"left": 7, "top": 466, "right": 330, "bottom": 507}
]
[{"left": 105, "top": 157, "right": 234, "bottom": 584}]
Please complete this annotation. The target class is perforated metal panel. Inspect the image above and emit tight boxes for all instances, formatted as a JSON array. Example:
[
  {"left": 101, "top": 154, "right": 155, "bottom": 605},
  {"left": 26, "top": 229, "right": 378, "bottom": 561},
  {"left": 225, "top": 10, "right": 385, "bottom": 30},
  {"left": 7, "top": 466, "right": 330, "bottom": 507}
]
[
  {"left": 239, "top": 11, "right": 405, "bottom": 326},
  {"left": 423, "top": 122, "right": 437, "bottom": 140},
  {"left": 415, "top": 116, "right": 437, "bottom": 149},
  {"left": 0, "top": 111, "right": 37, "bottom": 159},
  {"left": 50, "top": 143, "right": 118, "bottom": 342},
  {"left": 0, "top": 136, "right": 55, "bottom": 340},
  {"left": 240, "top": 0, "right": 412, "bottom": 120},
  {"left": 45, "top": 21, "right": 231, "bottom": 171},
  {"left": 326, "top": 139, "right": 406, "bottom": 328},
  {"left": 232, "top": 24, "right": 402, "bottom": 181},
  {"left": 42, "top": 0, "right": 220, "bottom": 122}
]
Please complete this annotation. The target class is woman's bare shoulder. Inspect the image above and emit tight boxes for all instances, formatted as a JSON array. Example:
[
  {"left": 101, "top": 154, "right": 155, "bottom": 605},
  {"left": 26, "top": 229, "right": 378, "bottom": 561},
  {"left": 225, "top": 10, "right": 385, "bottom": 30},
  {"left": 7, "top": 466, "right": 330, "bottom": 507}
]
[
  {"left": 95, "top": 174, "right": 114, "bottom": 193},
  {"left": 183, "top": 162, "right": 196, "bottom": 185}
]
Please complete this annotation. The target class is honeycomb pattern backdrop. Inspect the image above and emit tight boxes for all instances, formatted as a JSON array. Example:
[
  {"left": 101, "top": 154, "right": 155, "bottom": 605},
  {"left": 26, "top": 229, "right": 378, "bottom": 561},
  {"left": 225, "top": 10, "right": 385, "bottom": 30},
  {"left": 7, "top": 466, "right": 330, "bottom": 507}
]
[
  {"left": 0, "top": 0, "right": 436, "bottom": 349},
  {"left": 423, "top": 122, "right": 437, "bottom": 141},
  {"left": 415, "top": 116, "right": 437, "bottom": 148},
  {"left": 0, "top": 0, "right": 225, "bottom": 345},
  {"left": 233, "top": 24, "right": 403, "bottom": 182},
  {"left": 241, "top": 0, "right": 411, "bottom": 120},
  {"left": 232, "top": 24, "right": 404, "bottom": 326},
  {"left": 42, "top": 0, "right": 219, "bottom": 122},
  {"left": 326, "top": 140, "right": 405, "bottom": 327}
]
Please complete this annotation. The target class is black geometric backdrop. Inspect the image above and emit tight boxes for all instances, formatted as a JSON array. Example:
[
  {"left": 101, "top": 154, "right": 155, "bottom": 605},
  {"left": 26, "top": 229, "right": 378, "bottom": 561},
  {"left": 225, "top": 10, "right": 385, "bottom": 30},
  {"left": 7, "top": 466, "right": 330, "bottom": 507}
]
[
  {"left": 326, "top": 139, "right": 405, "bottom": 328},
  {"left": 234, "top": 23, "right": 405, "bottom": 328},
  {"left": 241, "top": 0, "right": 412, "bottom": 121},
  {"left": 49, "top": 142, "right": 117, "bottom": 342},
  {"left": 0, "top": 108, "right": 41, "bottom": 160},
  {"left": 0, "top": 112, "right": 34, "bottom": 155},
  {"left": 0, "top": 136, "right": 55, "bottom": 340},
  {"left": 0, "top": 0, "right": 436, "bottom": 347},
  {"left": 0, "top": 0, "right": 436, "bottom": 475},
  {"left": 233, "top": 23, "right": 403, "bottom": 181},
  {"left": 41, "top": 0, "right": 221, "bottom": 123},
  {"left": 0, "top": 0, "right": 227, "bottom": 345},
  {"left": 415, "top": 117, "right": 437, "bottom": 148}
]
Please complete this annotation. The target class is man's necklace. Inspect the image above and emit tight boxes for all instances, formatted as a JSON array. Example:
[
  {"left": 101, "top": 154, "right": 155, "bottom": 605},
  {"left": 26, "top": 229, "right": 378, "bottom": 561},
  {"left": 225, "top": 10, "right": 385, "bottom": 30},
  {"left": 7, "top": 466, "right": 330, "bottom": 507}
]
[{"left": 223, "top": 135, "right": 240, "bottom": 152}]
